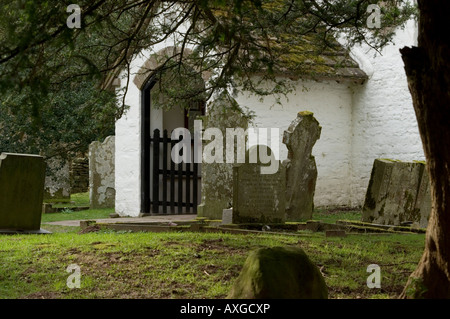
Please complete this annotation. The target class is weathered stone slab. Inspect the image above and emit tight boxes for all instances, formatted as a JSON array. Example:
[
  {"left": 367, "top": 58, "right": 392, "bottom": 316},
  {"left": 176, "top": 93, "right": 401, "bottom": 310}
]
[
  {"left": 282, "top": 111, "right": 321, "bottom": 221},
  {"left": 197, "top": 92, "right": 248, "bottom": 220},
  {"left": 222, "top": 208, "right": 233, "bottom": 225},
  {"left": 362, "top": 159, "right": 431, "bottom": 227},
  {"left": 44, "top": 157, "right": 71, "bottom": 200},
  {"left": 70, "top": 157, "right": 89, "bottom": 193},
  {"left": 228, "top": 246, "right": 328, "bottom": 299},
  {"left": 0, "top": 153, "right": 47, "bottom": 232},
  {"left": 89, "top": 136, "right": 115, "bottom": 209},
  {"left": 415, "top": 167, "right": 432, "bottom": 228},
  {"left": 232, "top": 145, "right": 286, "bottom": 224},
  {"left": 42, "top": 203, "right": 57, "bottom": 214}
]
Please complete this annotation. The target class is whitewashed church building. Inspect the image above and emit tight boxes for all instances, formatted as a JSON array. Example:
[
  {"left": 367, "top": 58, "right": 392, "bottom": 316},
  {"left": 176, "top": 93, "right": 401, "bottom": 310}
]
[{"left": 111, "top": 14, "right": 424, "bottom": 218}]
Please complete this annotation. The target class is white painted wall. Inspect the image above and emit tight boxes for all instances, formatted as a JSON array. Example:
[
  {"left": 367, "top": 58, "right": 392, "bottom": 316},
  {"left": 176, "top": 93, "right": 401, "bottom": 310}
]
[
  {"left": 349, "top": 19, "right": 424, "bottom": 206},
  {"left": 115, "top": 58, "right": 142, "bottom": 217},
  {"left": 115, "top": 2, "right": 196, "bottom": 217},
  {"left": 232, "top": 19, "right": 423, "bottom": 208},
  {"left": 115, "top": 16, "right": 424, "bottom": 216},
  {"left": 234, "top": 79, "right": 355, "bottom": 207}
]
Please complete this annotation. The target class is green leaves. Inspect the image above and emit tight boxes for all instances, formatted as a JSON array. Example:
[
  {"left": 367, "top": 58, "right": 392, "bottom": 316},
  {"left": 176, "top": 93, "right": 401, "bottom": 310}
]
[
  {"left": 0, "top": 0, "right": 417, "bottom": 160},
  {"left": 0, "top": 78, "right": 116, "bottom": 159}
]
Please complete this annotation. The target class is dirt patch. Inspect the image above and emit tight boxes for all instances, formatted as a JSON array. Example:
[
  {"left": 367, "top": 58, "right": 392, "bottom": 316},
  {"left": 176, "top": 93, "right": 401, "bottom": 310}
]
[
  {"left": 142, "top": 246, "right": 161, "bottom": 257},
  {"left": 20, "top": 267, "right": 37, "bottom": 283},
  {"left": 22, "top": 291, "right": 63, "bottom": 299},
  {"left": 220, "top": 264, "right": 242, "bottom": 282},
  {"left": 197, "top": 241, "right": 245, "bottom": 254},
  {"left": 78, "top": 225, "right": 101, "bottom": 234},
  {"left": 67, "top": 248, "right": 82, "bottom": 255}
]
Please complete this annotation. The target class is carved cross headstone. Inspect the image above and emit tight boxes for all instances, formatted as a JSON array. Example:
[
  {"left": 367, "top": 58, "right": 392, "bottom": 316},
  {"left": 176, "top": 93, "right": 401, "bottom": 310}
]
[{"left": 283, "top": 111, "right": 321, "bottom": 221}]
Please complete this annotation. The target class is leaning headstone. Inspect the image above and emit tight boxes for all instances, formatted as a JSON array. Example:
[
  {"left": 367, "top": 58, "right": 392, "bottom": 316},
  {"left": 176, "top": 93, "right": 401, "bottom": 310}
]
[
  {"left": 362, "top": 159, "right": 431, "bottom": 227},
  {"left": 282, "top": 111, "right": 321, "bottom": 221},
  {"left": 0, "top": 153, "right": 50, "bottom": 233},
  {"left": 197, "top": 92, "right": 249, "bottom": 220},
  {"left": 228, "top": 246, "right": 328, "bottom": 299},
  {"left": 89, "top": 136, "right": 115, "bottom": 209},
  {"left": 232, "top": 145, "right": 286, "bottom": 224},
  {"left": 415, "top": 168, "right": 432, "bottom": 228}
]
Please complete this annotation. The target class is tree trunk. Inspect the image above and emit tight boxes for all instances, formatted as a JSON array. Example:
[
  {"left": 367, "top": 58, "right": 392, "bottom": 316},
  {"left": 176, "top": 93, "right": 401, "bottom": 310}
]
[{"left": 399, "top": 0, "right": 450, "bottom": 298}]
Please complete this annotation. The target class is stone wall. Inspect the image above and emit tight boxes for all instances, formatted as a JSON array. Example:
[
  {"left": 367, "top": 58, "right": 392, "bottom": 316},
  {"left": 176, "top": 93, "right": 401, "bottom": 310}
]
[{"left": 89, "top": 136, "right": 115, "bottom": 209}]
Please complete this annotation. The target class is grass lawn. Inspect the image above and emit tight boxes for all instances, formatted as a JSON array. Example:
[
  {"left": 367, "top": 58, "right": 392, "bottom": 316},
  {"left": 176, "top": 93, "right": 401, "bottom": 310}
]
[
  {"left": 0, "top": 223, "right": 425, "bottom": 299},
  {"left": 41, "top": 208, "right": 113, "bottom": 223},
  {"left": 41, "top": 192, "right": 112, "bottom": 222},
  {"left": 0, "top": 195, "right": 425, "bottom": 299},
  {"left": 45, "top": 192, "right": 90, "bottom": 208},
  {"left": 313, "top": 208, "right": 361, "bottom": 224}
]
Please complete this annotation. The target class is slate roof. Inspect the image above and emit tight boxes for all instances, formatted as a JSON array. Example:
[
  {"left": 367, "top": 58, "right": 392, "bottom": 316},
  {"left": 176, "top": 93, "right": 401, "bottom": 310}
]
[{"left": 267, "top": 34, "right": 368, "bottom": 83}]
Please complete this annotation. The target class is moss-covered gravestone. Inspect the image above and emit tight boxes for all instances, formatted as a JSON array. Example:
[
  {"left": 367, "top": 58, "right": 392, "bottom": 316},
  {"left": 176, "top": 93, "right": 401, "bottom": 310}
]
[
  {"left": 228, "top": 246, "right": 328, "bottom": 299},
  {"left": 232, "top": 145, "right": 286, "bottom": 224},
  {"left": 89, "top": 136, "right": 115, "bottom": 209},
  {"left": 0, "top": 153, "right": 50, "bottom": 234},
  {"left": 44, "top": 157, "right": 71, "bottom": 200},
  {"left": 362, "top": 159, "right": 431, "bottom": 227},
  {"left": 197, "top": 92, "right": 249, "bottom": 220}
]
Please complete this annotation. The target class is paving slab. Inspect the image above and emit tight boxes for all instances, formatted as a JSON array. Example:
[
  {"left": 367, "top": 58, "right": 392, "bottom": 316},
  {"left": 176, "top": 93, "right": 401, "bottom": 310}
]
[{"left": 44, "top": 214, "right": 198, "bottom": 227}]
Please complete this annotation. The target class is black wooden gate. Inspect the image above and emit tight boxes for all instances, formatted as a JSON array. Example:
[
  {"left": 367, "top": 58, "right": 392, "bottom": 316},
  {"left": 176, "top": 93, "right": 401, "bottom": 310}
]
[{"left": 149, "top": 128, "right": 200, "bottom": 214}]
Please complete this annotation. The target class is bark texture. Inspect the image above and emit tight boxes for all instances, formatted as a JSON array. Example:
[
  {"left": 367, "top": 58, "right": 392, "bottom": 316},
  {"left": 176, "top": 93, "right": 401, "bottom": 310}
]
[{"left": 400, "top": 0, "right": 450, "bottom": 298}]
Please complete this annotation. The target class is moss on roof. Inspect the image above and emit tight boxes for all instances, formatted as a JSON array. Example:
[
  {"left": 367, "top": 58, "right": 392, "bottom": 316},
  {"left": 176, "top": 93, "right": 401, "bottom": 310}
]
[
  {"left": 213, "top": 1, "right": 368, "bottom": 83},
  {"left": 270, "top": 33, "right": 367, "bottom": 82}
]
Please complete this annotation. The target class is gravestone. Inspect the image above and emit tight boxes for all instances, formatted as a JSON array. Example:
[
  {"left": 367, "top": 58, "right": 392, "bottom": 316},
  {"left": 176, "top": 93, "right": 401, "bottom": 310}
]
[
  {"left": 415, "top": 168, "right": 431, "bottom": 228},
  {"left": 44, "top": 157, "right": 71, "bottom": 200},
  {"left": 70, "top": 157, "right": 89, "bottom": 193},
  {"left": 89, "top": 136, "right": 115, "bottom": 209},
  {"left": 232, "top": 145, "right": 286, "bottom": 224},
  {"left": 0, "top": 153, "right": 50, "bottom": 233},
  {"left": 282, "top": 111, "right": 321, "bottom": 221},
  {"left": 228, "top": 246, "right": 328, "bottom": 299},
  {"left": 197, "top": 92, "right": 249, "bottom": 220},
  {"left": 222, "top": 208, "right": 233, "bottom": 225},
  {"left": 362, "top": 159, "right": 431, "bottom": 227}
]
